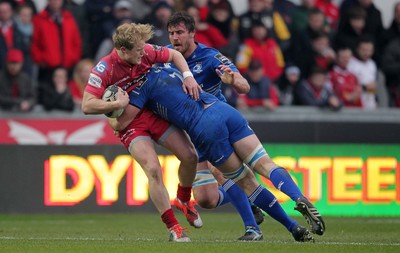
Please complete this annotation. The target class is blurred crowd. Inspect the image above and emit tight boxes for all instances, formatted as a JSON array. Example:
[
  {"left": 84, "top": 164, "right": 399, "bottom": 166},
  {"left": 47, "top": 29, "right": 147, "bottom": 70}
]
[{"left": 1, "top": 0, "right": 400, "bottom": 114}]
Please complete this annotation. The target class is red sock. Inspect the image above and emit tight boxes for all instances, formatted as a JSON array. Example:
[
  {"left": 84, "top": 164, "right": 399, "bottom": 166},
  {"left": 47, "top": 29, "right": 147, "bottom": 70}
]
[
  {"left": 177, "top": 184, "right": 192, "bottom": 203},
  {"left": 161, "top": 208, "right": 179, "bottom": 229}
]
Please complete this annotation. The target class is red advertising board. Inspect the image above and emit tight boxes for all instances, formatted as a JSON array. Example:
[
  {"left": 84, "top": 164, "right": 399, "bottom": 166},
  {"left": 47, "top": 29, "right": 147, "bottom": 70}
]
[{"left": 0, "top": 118, "right": 120, "bottom": 145}]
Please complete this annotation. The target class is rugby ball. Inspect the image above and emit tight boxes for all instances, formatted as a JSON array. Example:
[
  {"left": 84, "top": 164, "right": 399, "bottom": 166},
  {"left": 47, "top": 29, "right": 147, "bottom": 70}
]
[{"left": 102, "top": 85, "right": 124, "bottom": 118}]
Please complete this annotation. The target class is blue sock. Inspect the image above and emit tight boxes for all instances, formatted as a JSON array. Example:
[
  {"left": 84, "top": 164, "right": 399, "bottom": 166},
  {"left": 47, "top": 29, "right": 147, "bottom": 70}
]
[
  {"left": 269, "top": 166, "right": 303, "bottom": 201},
  {"left": 249, "top": 185, "right": 298, "bottom": 232},
  {"left": 217, "top": 179, "right": 260, "bottom": 231},
  {"left": 216, "top": 186, "right": 231, "bottom": 206}
]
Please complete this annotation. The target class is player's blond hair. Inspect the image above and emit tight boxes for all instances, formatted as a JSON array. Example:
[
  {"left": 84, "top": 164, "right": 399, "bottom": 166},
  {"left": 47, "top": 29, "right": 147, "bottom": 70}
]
[{"left": 112, "top": 23, "right": 154, "bottom": 50}]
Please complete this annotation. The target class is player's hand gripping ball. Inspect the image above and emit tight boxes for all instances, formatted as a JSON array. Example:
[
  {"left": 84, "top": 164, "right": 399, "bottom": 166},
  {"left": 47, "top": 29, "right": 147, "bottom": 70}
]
[{"left": 102, "top": 85, "right": 125, "bottom": 118}]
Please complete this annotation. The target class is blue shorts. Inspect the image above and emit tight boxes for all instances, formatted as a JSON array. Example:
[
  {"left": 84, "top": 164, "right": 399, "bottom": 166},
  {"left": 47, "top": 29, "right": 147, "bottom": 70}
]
[{"left": 189, "top": 101, "right": 254, "bottom": 166}]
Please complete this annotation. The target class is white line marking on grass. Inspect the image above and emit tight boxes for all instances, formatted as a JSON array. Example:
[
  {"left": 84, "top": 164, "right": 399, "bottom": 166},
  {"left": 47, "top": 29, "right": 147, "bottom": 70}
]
[{"left": 1, "top": 236, "right": 400, "bottom": 246}]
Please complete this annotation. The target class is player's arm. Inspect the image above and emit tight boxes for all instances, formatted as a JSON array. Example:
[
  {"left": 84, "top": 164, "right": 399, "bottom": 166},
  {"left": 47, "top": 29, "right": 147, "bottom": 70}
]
[
  {"left": 81, "top": 88, "right": 129, "bottom": 115},
  {"left": 167, "top": 48, "right": 202, "bottom": 100},
  {"left": 108, "top": 104, "right": 141, "bottom": 131},
  {"left": 216, "top": 65, "right": 250, "bottom": 94}
]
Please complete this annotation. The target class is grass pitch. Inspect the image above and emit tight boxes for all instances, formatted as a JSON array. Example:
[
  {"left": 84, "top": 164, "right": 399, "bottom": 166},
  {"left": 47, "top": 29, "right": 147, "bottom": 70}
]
[{"left": 0, "top": 212, "right": 399, "bottom": 253}]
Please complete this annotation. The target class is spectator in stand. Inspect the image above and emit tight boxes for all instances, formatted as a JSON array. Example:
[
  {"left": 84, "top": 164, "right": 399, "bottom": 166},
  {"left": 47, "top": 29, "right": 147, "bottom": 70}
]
[
  {"left": 207, "top": 0, "right": 239, "bottom": 59},
  {"left": 94, "top": 1, "right": 136, "bottom": 61},
  {"left": 294, "top": 32, "right": 336, "bottom": 79},
  {"left": 4, "top": 0, "right": 37, "bottom": 14},
  {"left": 64, "top": 0, "right": 91, "bottom": 58},
  {"left": 290, "top": 0, "right": 316, "bottom": 35},
  {"left": 237, "top": 59, "right": 279, "bottom": 111},
  {"left": 290, "top": 8, "right": 331, "bottom": 62},
  {"left": 31, "top": 0, "right": 82, "bottom": 83},
  {"left": 130, "top": 0, "right": 152, "bottom": 21},
  {"left": 277, "top": 65, "right": 301, "bottom": 106},
  {"left": 381, "top": 34, "right": 400, "bottom": 107},
  {"left": 338, "top": 0, "right": 383, "bottom": 63},
  {"left": 207, "top": 0, "right": 235, "bottom": 39},
  {"left": 146, "top": 1, "right": 174, "bottom": 46},
  {"left": 68, "top": 58, "right": 94, "bottom": 108},
  {"left": 273, "top": 0, "right": 296, "bottom": 26},
  {"left": 329, "top": 47, "right": 362, "bottom": 108},
  {"left": 38, "top": 67, "right": 74, "bottom": 112},
  {"left": 238, "top": 0, "right": 291, "bottom": 53},
  {"left": 315, "top": 0, "right": 339, "bottom": 30},
  {"left": 236, "top": 20, "right": 284, "bottom": 82},
  {"left": 186, "top": 5, "right": 227, "bottom": 50},
  {"left": 192, "top": 0, "right": 209, "bottom": 22},
  {"left": 347, "top": 37, "right": 377, "bottom": 109},
  {"left": 294, "top": 66, "right": 341, "bottom": 110},
  {"left": 0, "top": 48, "right": 35, "bottom": 112},
  {"left": 339, "top": 0, "right": 383, "bottom": 39},
  {"left": 382, "top": 2, "right": 400, "bottom": 51},
  {"left": 334, "top": 6, "right": 367, "bottom": 54},
  {"left": 102, "top": 0, "right": 136, "bottom": 40},
  {"left": 13, "top": 4, "right": 34, "bottom": 77},
  {"left": 84, "top": 0, "right": 116, "bottom": 57},
  {"left": 0, "top": 1, "right": 28, "bottom": 73}
]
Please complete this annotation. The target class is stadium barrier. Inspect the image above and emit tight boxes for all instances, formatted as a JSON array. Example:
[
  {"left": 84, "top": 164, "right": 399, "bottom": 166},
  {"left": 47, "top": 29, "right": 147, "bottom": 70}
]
[{"left": 0, "top": 107, "right": 399, "bottom": 215}]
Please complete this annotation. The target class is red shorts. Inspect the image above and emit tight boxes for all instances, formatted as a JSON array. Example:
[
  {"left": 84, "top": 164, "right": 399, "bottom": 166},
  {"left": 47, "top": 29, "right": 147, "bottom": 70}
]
[{"left": 119, "top": 108, "right": 172, "bottom": 150}]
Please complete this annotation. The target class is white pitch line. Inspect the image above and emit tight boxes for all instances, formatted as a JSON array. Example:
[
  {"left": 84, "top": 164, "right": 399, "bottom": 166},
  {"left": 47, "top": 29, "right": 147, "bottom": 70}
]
[{"left": 0, "top": 236, "right": 399, "bottom": 246}]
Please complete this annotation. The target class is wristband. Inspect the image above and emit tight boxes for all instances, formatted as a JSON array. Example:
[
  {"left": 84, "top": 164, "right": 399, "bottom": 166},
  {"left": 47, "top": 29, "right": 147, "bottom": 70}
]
[{"left": 183, "top": 71, "right": 194, "bottom": 79}]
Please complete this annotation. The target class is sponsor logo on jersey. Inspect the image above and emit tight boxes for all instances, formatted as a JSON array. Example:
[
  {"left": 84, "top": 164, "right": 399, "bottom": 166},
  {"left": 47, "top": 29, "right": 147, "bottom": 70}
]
[
  {"left": 94, "top": 61, "right": 107, "bottom": 74},
  {"left": 88, "top": 73, "right": 102, "bottom": 88},
  {"left": 122, "top": 75, "right": 148, "bottom": 93},
  {"left": 214, "top": 155, "right": 225, "bottom": 164},
  {"left": 193, "top": 63, "right": 203, "bottom": 74},
  {"left": 114, "top": 76, "right": 130, "bottom": 85},
  {"left": 215, "top": 53, "right": 231, "bottom": 64},
  {"left": 152, "top": 44, "right": 163, "bottom": 51}
]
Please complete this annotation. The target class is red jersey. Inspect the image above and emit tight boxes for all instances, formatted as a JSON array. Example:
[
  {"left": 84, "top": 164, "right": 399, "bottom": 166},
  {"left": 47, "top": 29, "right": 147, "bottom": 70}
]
[
  {"left": 329, "top": 66, "right": 362, "bottom": 107},
  {"left": 315, "top": 0, "right": 339, "bottom": 29},
  {"left": 84, "top": 44, "right": 170, "bottom": 98}
]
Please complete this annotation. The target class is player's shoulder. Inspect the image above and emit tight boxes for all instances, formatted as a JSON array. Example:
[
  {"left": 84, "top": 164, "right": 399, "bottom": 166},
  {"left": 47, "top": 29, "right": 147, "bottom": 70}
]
[
  {"left": 145, "top": 43, "right": 168, "bottom": 52},
  {"left": 197, "top": 43, "right": 220, "bottom": 55},
  {"left": 93, "top": 53, "right": 115, "bottom": 76},
  {"left": 196, "top": 43, "right": 231, "bottom": 64}
]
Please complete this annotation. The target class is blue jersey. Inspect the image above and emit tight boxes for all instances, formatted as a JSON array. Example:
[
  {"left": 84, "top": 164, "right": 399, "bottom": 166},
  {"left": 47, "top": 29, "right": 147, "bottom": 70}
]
[
  {"left": 129, "top": 67, "right": 254, "bottom": 166},
  {"left": 163, "top": 43, "right": 239, "bottom": 102},
  {"left": 129, "top": 67, "right": 218, "bottom": 132}
]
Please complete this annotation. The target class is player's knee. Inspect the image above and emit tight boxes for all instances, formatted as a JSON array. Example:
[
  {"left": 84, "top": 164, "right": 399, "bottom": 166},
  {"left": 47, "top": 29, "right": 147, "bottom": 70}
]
[
  {"left": 143, "top": 165, "right": 163, "bottom": 183},
  {"left": 178, "top": 148, "right": 198, "bottom": 167},
  {"left": 194, "top": 192, "right": 218, "bottom": 209}
]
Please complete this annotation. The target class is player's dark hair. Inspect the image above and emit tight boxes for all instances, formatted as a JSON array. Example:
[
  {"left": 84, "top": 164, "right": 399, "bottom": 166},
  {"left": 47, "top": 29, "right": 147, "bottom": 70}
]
[{"left": 167, "top": 11, "right": 195, "bottom": 33}]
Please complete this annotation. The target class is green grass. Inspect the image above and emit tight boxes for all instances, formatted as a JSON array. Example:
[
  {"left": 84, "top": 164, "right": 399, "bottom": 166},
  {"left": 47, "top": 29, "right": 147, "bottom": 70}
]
[{"left": 0, "top": 213, "right": 399, "bottom": 253}]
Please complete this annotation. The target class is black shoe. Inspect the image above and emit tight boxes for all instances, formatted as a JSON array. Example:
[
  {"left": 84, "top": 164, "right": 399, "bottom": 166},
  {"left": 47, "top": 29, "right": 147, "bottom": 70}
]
[
  {"left": 291, "top": 224, "right": 315, "bottom": 242},
  {"left": 294, "top": 196, "right": 325, "bottom": 235},
  {"left": 251, "top": 204, "right": 265, "bottom": 225},
  {"left": 237, "top": 227, "right": 263, "bottom": 241}
]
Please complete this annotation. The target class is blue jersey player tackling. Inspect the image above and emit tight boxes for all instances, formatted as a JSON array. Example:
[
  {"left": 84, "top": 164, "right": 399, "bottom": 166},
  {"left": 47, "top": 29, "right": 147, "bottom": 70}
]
[
  {"left": 163, "top": 12, "right": 265, "bottom": 239},
  {"left": 111, "top": 19, "right": 325, "bottom": 242},
  {"left": 114, "top": 65, "right": 317, "bottom": 242},
  {"left": 161, "top": 12, "right": 323, "bottom": 242}
]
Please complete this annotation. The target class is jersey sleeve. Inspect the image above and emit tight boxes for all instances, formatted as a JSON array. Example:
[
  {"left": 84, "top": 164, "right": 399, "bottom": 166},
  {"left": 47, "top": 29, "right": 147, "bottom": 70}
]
[
  {"left": 84, "top": 60, "right": 111, "bottom": 98},
  {"left": 128, "top": 83, "right": 150, "bottom": 109},
  {"left": 144, "top": 44, "right": 170, "bottom": 65},
  {"left": 211, "top": 49, "right": 239, "bottom": 73}
]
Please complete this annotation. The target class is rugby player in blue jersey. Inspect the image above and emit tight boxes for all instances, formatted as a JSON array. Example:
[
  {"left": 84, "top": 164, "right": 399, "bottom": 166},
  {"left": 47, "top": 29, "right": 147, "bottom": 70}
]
[
  {"left": 110, "top": 23, "right": 323, "bottom": 242},
  {"left": 164, "top": 11, "right": 264, "bottom": 239},
  {"left": 161, "top": 11, "right": 322, "bottom": 242}
]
